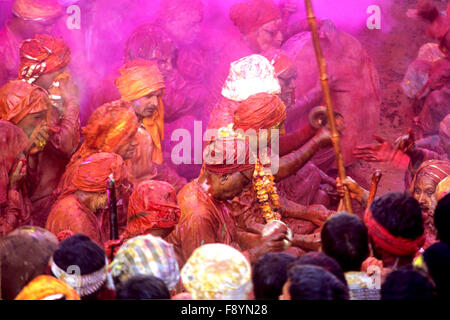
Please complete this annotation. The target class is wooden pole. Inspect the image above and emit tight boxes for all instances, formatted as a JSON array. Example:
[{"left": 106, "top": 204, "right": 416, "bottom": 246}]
[
  {"left": 367, "top": 170, "right": 382, "bottom": 210},
  {"left": 304, "top": 0, "right": 353, "bottom": 213}
]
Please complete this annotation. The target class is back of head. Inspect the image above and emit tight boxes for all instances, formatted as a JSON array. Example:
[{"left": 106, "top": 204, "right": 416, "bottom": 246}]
[
  {"left": 51, "top": 234, "right": 107, "bottom": 298},
  {"left": 321, "top": 212, "right": 369, "bottom": 272},
  {"left": 435, "top": 193, "right": 450, "bottom": 245},
  {"left": 381, "top": 266, "right": 435, "bottom": 300},
  {"left": 116, "top": 275, "right": 170, "bottom": 300},
  {"left": 287, "top": 265, "right": 349, "bottom": 300},
  {"left": 366, "top": 192, "right": 425, "bottom": 259},
  {"left": 0, "top": 226, "right": 58, "bottom": 300},
  {"left": 293, "top": 252, "right": 347, "bottom": 286},
  {"left": 252, "top": 252, "right": 295, "bottom": 300},
  {"left": 423, "top": 242, "right": 450, "bottom": 299},
  {"left": 370, "top": 193, "right": 424, "bottom": 239}
]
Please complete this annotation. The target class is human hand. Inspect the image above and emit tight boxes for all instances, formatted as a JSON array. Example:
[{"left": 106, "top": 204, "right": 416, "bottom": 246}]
[
  {"left": 336, "top": 176, "right": 365, "bottom": 203},
  {"left": 28, "top": 123, "right": 50, "bottom": 155},
  {"left": 9, "top": 159, "right": 27, "bottom": 190},
  {"left": 353, "top": 135, "right": 394, "bottom": 162}
]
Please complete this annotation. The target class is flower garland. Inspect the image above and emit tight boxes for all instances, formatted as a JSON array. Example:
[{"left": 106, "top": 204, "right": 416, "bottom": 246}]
[{"left": 217, "top": 123, "right": 282, "bottom": 223}]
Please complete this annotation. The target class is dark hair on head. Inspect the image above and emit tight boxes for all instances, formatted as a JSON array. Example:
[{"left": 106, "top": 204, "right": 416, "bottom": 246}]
[
  {"left": 423, "top": 242, "right": 450, "bottom": 299},
  {"left": 291, "top": 252, "right": 347, "bottom": 286},
  {"left": 370, "top": 192, "right": 424, "bottom": 239},
  {"left": 381, "top": 265, "right": 435, "bottom": 300},
  {"left": 321, "top": 212, "right": 369, "bottom": 272},
  {"left": 52, "top": 234, "right": 106, "bottom": 275},
  {"left": 287, "top": 265, "right": 349, "bottom": 300},
  {"left": 435, "top": 193, "right": 450, "bottom": 245},
  {"left": 252, "top": 252, "right": 295, "bottom": 300},
  {"left": 116, "top": 275, "right": 170, "bottom": 300}
]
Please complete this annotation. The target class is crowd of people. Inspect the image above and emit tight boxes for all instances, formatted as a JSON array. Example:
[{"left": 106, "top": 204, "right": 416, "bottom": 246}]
[{"left": 0, "top": 0, "right": 450, "bottom": 300}]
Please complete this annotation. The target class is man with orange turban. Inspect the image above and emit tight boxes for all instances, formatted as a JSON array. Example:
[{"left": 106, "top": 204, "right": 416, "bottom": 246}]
[
  {"left": 46, "top": 152, "right": 128, "bottom": 245},
  {"left": 104, "top": 180, "right": 181, "bottom": 258},
  {"left": 114, "top": 59, "right": 186, "bottom": 191},
  {"left": 0, "top": 0, "right": 63, "bottom": 86},
  {"left": 0, "top": 34, "right": 80, "bottom": 228},
  {"left": 167, "top": 135, "right": 292, "bottom": 268},
  {"left": 230, "top": 93, "right": 335, "bottom": 253}
]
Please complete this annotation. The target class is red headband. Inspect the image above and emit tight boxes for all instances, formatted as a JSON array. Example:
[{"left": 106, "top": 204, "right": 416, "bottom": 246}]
[{"left": 364, "top": 208, "right": 425, "bottom": 257}]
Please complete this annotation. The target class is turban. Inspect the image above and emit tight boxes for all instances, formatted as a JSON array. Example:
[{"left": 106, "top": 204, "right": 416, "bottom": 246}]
[
  {"left": 123, "top": 180, "right": 181, "bottom": 240},
  {"left": 0, "top": 80, "right": 50, "bottom": 124},
  {"left": 124, "top": 24, "right": 177, "bottom": 65},
  {"left": 221, "top": 54, "right": 281, "bottom": 102},
  {"left": 51, "top": 234, "right": 112, "bottom": 297},
  {"left": 81, "top": 100, "right": 139, "bottom": 158},
  {"left": 115, "top": 59, "right": 165, "bottom": 102},
  {"left": 110, "top": 234, "right": 180, "bottom": 290},
  {"left": 115, "top": 59, "right": 165, "bottom": 164},
  {"left": 0, "top": 120, "right": 28, "bottom": 206},
  {"left": 181, "top": 243, "right": 252, "bottom": 300},
  {"left": 233, "top": 93, "right": 286, "bottom": 131},
  {"left": 272, "top": 51, "right": 295, "bottom": 76},
  {"left": 203, "top": 136, "right": 255, "bottom": 175},
  {"left": 72, "top": 152, "right": 128, "bottom": 194},
  {"left": 364, "top": 208, "right": 425, "bottom": 257},
  {"left": 230, "top": 0, "right": 280, "bottom": 35},
  {"left": 436, "top": 176, "right": 450, "bottom": 201},
  {"left": 19, "top": 34, "right": 71, "bottom": 84},
  {"left": 410, "top": 160, "right": 450, "bottom": 193},
  {"left": 15, "top": 275, "right": 80, "bottom": 300},
  {"left": 12, "top": 0, "right": 62, "bottom": 21}
]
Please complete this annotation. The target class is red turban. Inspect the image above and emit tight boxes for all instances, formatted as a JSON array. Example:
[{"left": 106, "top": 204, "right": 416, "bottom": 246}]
[
  {"left": 19, "top": 34, "right": 71, "bottom": 83},
  {"left": 364, "top": 208, "right": 425, "bottom": 257},
  {"left": 230, "top": 0, "right": 281, "bottom": 35},
  {"left": 80, "top": 100, "right": 139, "bottom": 158},
  {"left": 0, "top": 80, "right": 50, "bottom": 124},
  {"left": 12, "top": 0, "right": 62, "bottom": 21},
  {"left": 123, "top": 180, "right": 181, "bottom": 240},
  {"left": 272, "top": 52, "right": 295, "bottom": 76},
  {"left": 0, "top": 120, "right": 28, "bottom": 207},
  {"left": 72, "top": 152, "right": 128, "bottom": 193},
  {"left": 410, "top": 160, "right": 450, "bottom": 193},
  {"left": 233, "top": 93, "right": 286, "bottom": 131},
  {"left": 115, "top": 59, "right": 165, "bottom": 164},
  {"left": 204, "top": 136, "right": 255, "bottom": 175}
]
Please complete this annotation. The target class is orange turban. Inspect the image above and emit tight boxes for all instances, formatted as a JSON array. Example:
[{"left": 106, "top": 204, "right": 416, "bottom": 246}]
[
  {"left": 15, "top": 275, "right": 80, "bottom": 300},
  {"left": 72, "top": 152, "right": 128, "bottom": 193},
  {"left": 230, "top": 0, "right": 281, "bottom": 35},
  {"left": 233, "top": 93, "right": 286, "bottom": 131},
  {"left": 0, "top": 80, "right": 50, "bottom": 124},
  {"left": 19, "top": 34, "right": 71, "bottom": 83},
  {"left": 12, "top": 0, "right": 62, "bottom": 21},
  {"left": 81, "top": 100, "right": 139, "bottom": 158},
  {"left": 115, "top": 59, "right": 165, "bottom": 164},
  {"left": 123, "top": 180, "right": 181, "bottom": 240}
]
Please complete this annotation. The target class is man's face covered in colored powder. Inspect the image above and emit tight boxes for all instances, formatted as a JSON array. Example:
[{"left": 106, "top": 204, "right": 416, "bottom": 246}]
[
  {"left": 131, "top": 89, "right": 163, "bottom": 119},
  {"left": 249, "top": 19, "right": 283, "bottom": 53},
  {"left": 278, "top": 67, "right": 297, "bottom": 109},
  {"left": 413, "top": 174, "right": 438, "bottom": 226}
]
